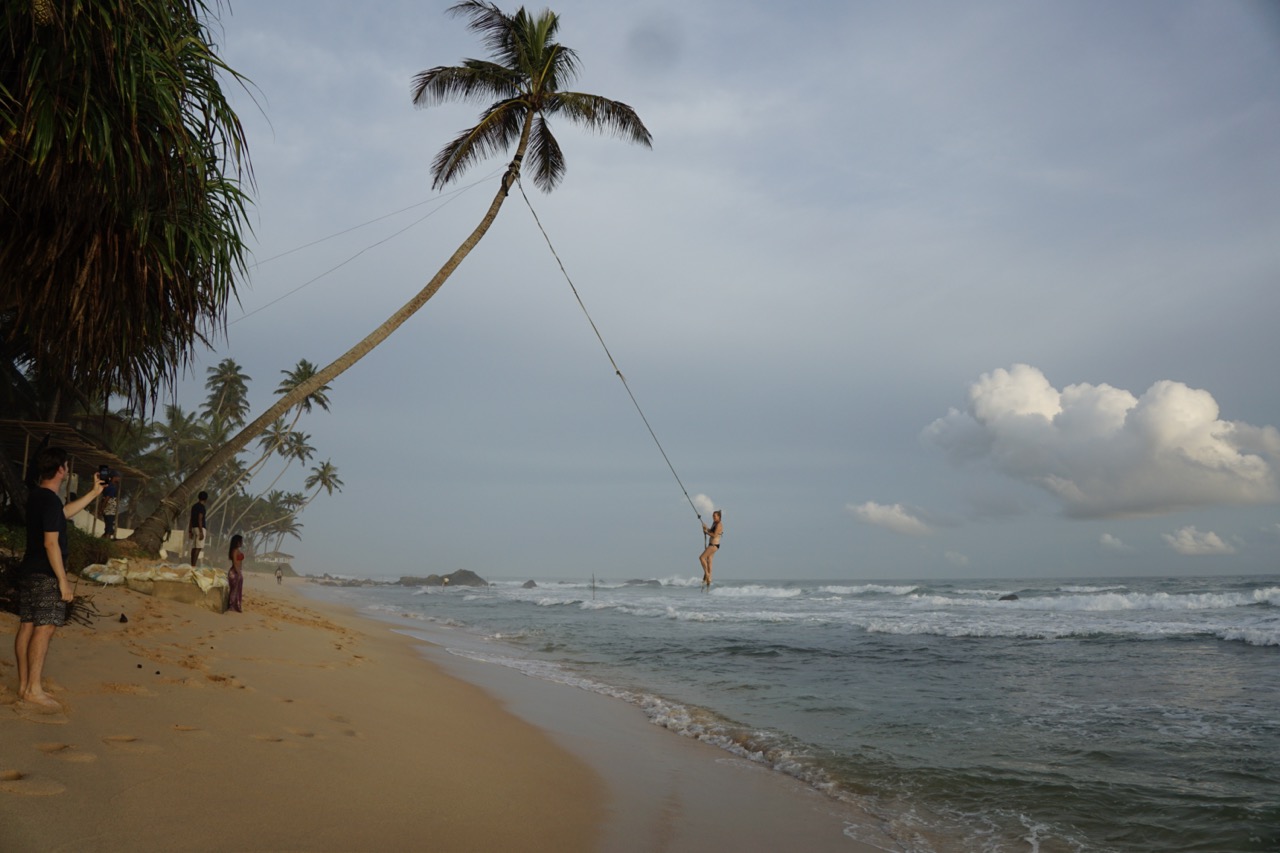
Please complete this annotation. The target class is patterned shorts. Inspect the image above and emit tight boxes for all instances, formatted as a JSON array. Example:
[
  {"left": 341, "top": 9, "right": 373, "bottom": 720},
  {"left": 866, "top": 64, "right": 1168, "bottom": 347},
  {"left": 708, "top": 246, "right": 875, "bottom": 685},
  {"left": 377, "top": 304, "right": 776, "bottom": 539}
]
[{"left": 18, "top": 574, "right": 68, "bottom": 627}]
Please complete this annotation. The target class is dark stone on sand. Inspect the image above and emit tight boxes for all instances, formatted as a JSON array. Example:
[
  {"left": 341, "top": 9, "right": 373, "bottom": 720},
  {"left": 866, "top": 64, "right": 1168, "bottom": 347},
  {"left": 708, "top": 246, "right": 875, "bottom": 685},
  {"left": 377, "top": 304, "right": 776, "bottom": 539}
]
[
  {"left": 522, "top": 580, "right": 538, "bottom": 589},
  {"left": 999, "top": 594, "right": 1019, "bottom": 601},
  {"left": 120, "top": 613, "right": 129, "bottom": 623}
]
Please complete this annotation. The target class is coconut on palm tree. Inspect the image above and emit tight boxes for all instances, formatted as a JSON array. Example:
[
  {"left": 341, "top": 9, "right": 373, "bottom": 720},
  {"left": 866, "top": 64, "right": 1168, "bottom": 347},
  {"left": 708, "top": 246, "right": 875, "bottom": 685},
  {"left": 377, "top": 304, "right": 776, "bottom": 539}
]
[{"left": 127, "top": 0, "right": 651, "bottom": 554}]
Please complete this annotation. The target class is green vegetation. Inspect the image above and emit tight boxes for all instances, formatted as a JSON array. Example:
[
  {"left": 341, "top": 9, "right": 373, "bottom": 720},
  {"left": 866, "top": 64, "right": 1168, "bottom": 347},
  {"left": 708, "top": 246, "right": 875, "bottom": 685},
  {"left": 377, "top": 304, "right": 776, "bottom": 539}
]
[
  {"left": 0, "top": 521, "right": 115, "bottom": 574},
  {"left": 0, "top": 0, "right": 253, "bottom": 413},
  {"left": 0, "top": 355, "right": 340, "bottom": 568}
]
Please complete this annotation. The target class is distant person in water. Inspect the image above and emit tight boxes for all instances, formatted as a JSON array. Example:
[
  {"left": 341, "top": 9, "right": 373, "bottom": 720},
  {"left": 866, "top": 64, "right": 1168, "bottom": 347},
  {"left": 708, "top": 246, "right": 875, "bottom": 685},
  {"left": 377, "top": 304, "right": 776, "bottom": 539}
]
[
  {"left": 700, "top": 510, "right": 723, "bottom": 589},
  {"left": 226, "top": 534, "right": 245, "bottom": 613}
]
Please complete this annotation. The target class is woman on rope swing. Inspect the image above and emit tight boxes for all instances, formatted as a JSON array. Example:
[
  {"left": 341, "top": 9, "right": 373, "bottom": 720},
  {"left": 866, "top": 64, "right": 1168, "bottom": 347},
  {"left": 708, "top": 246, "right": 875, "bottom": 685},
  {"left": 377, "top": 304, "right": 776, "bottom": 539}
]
[{"left": 700, "top": 510, "right": 723, "bottom": 589}]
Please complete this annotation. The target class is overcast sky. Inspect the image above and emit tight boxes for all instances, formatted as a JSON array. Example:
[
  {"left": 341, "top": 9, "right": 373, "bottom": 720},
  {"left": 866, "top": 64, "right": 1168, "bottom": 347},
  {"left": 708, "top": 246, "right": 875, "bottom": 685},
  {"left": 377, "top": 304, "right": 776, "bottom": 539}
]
[{"left": 173, "top": 0, "right": 1280, "bottom": 581}]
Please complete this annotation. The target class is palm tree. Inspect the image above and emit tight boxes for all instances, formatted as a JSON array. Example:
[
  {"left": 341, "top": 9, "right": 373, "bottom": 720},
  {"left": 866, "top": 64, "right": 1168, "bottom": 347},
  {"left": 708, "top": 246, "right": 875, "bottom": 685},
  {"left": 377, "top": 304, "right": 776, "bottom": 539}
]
[
  {"left": 150, "top": 406, "right": 204, "bottom": 485},
  {"left": 203, "top": 359, "right": 253, "bottom": 427},
  {"left": 224, "top": 430, "right": 315, "bottom": 534},
  {"left": 302, "top": 460, "right": 343, "bottom": 510},
  {"left": 128, "top": 1, "right": 651, "bottom": 554},
  {"left": 276, "top": 360, "right": 332, "bottom": 427},
  {"left": 0, "top": 0, "right": 253, "bottom": 411},
  {"left": 208, "top": 417, "right": 292, "bottom": 515},
  {"left": 247, "top": 462, "right": 341, "bottom": 547}
]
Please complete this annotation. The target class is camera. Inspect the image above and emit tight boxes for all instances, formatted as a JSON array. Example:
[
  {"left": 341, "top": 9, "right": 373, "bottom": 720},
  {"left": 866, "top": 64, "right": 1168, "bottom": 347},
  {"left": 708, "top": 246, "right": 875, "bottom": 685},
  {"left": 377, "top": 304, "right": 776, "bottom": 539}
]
[{"left": 97, "top": 465, "right": 117, "bottom": 482}]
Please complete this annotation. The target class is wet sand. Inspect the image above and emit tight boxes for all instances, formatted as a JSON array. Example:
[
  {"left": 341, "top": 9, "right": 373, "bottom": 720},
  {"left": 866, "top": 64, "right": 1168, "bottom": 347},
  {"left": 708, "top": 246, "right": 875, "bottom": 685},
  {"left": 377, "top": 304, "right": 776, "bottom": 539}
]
[{"left": 1, "top": 573, "right": 882, "bottom": 852}]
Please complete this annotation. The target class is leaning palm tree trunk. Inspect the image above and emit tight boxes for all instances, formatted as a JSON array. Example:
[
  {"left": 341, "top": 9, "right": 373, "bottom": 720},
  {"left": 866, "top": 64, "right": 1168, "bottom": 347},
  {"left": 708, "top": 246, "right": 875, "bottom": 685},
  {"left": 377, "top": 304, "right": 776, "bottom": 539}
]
[
  {"left": 130, "top": 1, "right": 650, "bottom": 555},
  {"left": 128, "top": 141, "right": 528, "bottom": 554}
]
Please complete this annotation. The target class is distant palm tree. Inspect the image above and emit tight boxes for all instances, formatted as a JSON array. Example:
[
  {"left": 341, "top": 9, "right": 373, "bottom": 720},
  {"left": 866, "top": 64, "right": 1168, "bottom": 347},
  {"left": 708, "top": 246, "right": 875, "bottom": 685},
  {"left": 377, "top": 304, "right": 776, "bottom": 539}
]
[
  {"left": 247, "top": 462, "right": 342, "bottom": 545},
  {"left": 224, "top": 430, "right": 315, "bottom": 533},
  {"left": 151, "top": 406, "right": 204, "bottom": 483},
  {"left": 129, "top": 1, "right": 650, "bottom": 553},
  {"left": 203, "top": 359, "right": 253, "bottom": 427},
  {"left": 302, "top": 460, "right": 343, "bottom": 509},
  {"left": 276, "top": 360, "right": 332, "bottom": 426}
]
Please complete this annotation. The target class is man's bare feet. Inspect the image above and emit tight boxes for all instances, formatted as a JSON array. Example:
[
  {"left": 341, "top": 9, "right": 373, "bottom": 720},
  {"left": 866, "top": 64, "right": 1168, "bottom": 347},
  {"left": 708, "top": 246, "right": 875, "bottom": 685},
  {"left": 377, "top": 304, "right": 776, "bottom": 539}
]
[{"left": 19, "top": 692, "right": 62, "bottom": 712}]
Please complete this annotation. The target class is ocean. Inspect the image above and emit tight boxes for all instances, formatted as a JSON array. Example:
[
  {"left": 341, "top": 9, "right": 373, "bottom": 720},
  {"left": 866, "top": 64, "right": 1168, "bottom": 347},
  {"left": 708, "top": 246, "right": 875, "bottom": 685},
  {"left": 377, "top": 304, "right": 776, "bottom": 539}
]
[{"left": 311, "top": 574, "right": 1280, "bottom": 852}]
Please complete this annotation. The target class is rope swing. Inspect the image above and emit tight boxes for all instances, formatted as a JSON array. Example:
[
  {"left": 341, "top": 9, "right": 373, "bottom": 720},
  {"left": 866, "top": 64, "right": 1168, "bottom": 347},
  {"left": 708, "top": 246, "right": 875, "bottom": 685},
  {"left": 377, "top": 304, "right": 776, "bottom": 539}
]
[{"left": 516, "top": 180, "right": 704, "bottom": 527}]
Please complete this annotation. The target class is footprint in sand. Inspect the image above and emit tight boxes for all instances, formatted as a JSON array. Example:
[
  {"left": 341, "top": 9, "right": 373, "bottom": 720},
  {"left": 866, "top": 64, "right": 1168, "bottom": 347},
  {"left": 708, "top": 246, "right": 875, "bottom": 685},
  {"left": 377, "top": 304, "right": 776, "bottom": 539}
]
[
  {"left": 100, "top": 682, "right": 156, "bottom": 697},
  {"left": 36, "top": 743, "right": 97, "bottom": 763},
  {"left": 0, "top": 769, "right": 66, "bottom": 796},
  {"left": 326, "top": 714, "right": 363, "bottom": 739},
  {"left": 13, "top": 704, "right": 70, "bottom": 725},
  {"left": 101, "top": 735, "right": 162, "bottom": 754}
]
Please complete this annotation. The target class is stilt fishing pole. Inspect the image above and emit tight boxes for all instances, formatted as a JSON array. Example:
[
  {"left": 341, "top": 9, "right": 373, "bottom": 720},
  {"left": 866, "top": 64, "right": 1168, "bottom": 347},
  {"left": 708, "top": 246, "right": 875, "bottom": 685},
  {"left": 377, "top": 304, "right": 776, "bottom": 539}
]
[{"left": 517, "top": 181, "right": 704, "bottom": 527}]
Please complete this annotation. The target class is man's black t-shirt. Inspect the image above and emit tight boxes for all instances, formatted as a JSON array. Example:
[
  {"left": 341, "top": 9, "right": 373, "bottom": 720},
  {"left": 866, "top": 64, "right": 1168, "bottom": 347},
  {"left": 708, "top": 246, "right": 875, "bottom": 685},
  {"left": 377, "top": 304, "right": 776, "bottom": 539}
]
[
  {"left": 20, "top": 487, "right": 66, "bottom": 578},
  {"left": 190, "top": 500, "right": 207, "bottom": 530}
]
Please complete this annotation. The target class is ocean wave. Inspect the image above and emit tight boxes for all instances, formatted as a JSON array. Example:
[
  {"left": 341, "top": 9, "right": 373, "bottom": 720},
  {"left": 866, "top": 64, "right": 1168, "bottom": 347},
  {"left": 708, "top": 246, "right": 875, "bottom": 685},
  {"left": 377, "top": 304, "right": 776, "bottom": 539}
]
[
  {"left": 1217, "top": 626, "right": 1280, "bottom": 647},
  {"left": 821, "top": 584, "right": 920, "bottom": 596},
  {"left": 657, "top": 575, "right": 705, "bottom": 588},
  {"left": 531, "top": 596, "right": 585, "bottom": 608},
  {"left": 709, "top": 584, "right": 803, "bottom": 598},
  {"left": 908, "top": 589, "right": 1280, "bottom": 612},
  {"left": 859, "top": 616, "right": 1220, "bottom": 641},
  {"left": 1057, "top": 585, "right": 1128, "bottom": 593}
]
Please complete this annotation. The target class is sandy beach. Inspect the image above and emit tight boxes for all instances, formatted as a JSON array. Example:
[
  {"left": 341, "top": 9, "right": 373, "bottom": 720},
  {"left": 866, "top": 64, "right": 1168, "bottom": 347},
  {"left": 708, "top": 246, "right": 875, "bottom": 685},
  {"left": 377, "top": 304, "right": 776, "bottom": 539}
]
[{"left": 1, "top": 572, "right": 881, "bottom": 852}]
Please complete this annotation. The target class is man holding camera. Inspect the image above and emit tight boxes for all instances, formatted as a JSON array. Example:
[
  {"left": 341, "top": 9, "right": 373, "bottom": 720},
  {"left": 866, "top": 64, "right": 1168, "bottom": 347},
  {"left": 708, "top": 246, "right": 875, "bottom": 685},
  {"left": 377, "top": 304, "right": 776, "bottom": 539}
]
[{"left": 14, "top": 447, "right": 105, "bottom": 710}]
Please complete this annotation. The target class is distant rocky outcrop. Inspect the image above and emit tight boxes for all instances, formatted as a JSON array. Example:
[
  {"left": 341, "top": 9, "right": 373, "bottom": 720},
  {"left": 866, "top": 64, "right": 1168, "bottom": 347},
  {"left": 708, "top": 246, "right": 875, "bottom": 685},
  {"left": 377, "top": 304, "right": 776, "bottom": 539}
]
[
  {"left": 999, "top": 593, "right": 1020, "bottom": 601},
  {"left": 522, "top": 580, "right": 537, "bottom": 589},
  {"left": 313, "top": 574, "right": 382, "bottom": 588},
  {"left": 397, "top": 569, "right": 488, "bottom": 588},
  {"left": 624, "top": 579, "right": 661, "bottom": 587}
]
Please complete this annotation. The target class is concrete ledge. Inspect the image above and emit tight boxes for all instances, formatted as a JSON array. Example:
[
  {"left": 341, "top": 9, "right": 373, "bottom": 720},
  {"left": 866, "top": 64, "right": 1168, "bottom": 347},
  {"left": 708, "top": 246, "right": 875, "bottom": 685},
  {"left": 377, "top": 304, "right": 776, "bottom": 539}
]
[
  {"left": 125, "top": 578, "right": 155, "bottom": 596},
  {"left": 151, "top": 579, "right": 228, "bottom": 614}
]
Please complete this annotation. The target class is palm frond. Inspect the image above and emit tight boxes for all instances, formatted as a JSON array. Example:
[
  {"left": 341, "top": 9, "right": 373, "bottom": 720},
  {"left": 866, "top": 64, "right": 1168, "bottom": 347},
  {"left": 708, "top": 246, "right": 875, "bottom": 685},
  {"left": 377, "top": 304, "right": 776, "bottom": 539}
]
[
  {"left": 430, "top": 99, "right": 525, "bottom": 189},
  {"left": 550, "top": 92, "right": 653, "bottom": 147},
  {"left": 528, "top": 116, "right": 565, "bottom": 192},
  {"left": 0, "top": 0, "right": 254, "bottom": 411},
  {"left": 411, "top": 61, "right": 516, "bottom": 108}
]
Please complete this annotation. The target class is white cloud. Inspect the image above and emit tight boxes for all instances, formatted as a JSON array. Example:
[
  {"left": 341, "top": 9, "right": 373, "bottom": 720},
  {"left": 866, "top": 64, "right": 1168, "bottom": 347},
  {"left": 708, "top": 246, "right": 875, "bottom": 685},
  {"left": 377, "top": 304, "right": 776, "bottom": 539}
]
[
  {"left": 1162, "top": 526, "right": 1236, "bottom": 556},
  {"left": 692, "top": 493, "right": 716, "bottom": 518},
  {"left": 849, "top": 501, "right": 933, "bottom": 536},
  {"left": 923, "top": 364, "right": 1280, "bottom": 519},
  {"left": 1099, "top": 533, "right": 1132, "bottom": 552}
]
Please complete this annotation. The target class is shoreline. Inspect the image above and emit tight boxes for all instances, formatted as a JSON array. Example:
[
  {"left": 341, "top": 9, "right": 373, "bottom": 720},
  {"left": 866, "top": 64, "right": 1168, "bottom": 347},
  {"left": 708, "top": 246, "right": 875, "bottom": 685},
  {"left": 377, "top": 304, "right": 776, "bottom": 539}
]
[
  {"left": 308, "top": 587, "right": 892, "bottom": 853},
  {"left": 2, "top": 572, "right": 884, "bottom": 852}
]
